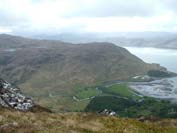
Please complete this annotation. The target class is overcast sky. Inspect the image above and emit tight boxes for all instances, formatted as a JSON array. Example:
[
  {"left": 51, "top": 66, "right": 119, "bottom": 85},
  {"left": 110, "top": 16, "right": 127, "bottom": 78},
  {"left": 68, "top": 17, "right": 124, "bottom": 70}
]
[{"left": 0, "top": 0, "right": 177, "bottom": 34}]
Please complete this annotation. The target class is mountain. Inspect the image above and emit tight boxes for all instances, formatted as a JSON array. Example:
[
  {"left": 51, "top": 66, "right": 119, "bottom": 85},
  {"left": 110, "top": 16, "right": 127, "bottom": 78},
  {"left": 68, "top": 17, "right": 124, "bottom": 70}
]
[
  {"left": 0, "top": 34, "right": 70, "bottom": 49},
  {"left": 1, "top": 34, "right": 177, "bottom": 133},
  {"left": 0, "top": 34, "right": 168, "bottom": 111}
]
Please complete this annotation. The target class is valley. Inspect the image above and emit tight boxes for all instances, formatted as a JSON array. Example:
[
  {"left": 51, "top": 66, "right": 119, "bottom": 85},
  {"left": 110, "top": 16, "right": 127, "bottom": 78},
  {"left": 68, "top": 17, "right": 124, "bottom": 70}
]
[
  {"left": 1, "top": 0, "right": 177, "bottom": 132},
  {"left": 0, "top": 34, "right": 177, "bottom": 132}
]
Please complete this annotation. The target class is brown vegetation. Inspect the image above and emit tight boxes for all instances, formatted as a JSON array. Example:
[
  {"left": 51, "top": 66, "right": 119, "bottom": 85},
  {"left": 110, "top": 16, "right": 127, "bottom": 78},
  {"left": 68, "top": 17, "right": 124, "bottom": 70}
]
[{"left": 0, "top": 108, "right": 177, "bottom": 133}]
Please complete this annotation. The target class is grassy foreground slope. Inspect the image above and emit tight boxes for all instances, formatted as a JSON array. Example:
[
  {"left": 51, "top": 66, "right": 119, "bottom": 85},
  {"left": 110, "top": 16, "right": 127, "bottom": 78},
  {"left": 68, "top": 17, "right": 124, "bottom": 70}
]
[{"left": 0, "top": 108, "right": 177, "bottom": 133}]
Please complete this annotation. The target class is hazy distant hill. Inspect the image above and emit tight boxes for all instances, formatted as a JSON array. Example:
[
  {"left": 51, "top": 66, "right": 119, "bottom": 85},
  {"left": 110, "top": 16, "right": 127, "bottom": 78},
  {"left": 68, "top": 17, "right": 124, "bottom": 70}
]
[
  {"left": 0, "top": 34, "right": 165, "bottom": 111},
  {"left": 31, "top": 32, "right": 177, "bottom": 49}
]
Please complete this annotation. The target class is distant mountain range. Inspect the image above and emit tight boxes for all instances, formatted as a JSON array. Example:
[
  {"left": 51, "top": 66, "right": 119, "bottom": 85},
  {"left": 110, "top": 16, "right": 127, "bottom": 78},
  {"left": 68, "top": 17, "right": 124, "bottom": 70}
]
[{"left": 28, "top": 32, "right": 177, "bottom": 49}]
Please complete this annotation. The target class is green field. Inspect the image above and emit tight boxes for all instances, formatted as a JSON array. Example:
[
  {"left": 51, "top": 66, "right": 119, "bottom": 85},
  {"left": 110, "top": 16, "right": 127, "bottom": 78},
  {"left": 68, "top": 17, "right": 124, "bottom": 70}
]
[
  {"left": 17, "top": 82, "right": 177, "bottom": 118},
  {"left": 25, "top": 83, "right": 143, "bottom": 112},
  {"left": 102, "top": 84, "right": 140, "bottom": 99},
  {"left": 74, "top": 87, "right": 101, "bottom": 99}
]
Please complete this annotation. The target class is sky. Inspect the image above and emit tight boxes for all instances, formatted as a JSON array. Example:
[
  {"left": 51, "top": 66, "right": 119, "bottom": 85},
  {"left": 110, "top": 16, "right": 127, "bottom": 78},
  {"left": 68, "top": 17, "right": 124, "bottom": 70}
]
[{"left": 0, "top": 0, "right": 177, "bottom": 34}]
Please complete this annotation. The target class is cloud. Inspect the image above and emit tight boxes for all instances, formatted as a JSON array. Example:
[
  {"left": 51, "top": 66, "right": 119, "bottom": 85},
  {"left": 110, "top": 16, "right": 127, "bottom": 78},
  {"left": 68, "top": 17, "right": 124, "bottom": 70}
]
[
  {"left": 61, "top": 0, "right": 158, "bottom": 17},
  {"left": 164, "top": 0, "right": 177, "bottom": 12},
  {"left": 0, "top": 26, "right": 12, "bottom": 33},
  {"left": 0, "top": 0, "right": 31, "bottom": 32},
  {"left": 0, "top": 0, "right": 177, "bottom": 34}
]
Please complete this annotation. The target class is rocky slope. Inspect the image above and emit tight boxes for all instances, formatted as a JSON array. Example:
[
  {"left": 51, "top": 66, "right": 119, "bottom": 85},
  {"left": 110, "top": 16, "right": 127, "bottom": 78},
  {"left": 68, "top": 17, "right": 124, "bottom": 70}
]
[{"left": 0, "top": 78, "right": 34, "bottom": 111}]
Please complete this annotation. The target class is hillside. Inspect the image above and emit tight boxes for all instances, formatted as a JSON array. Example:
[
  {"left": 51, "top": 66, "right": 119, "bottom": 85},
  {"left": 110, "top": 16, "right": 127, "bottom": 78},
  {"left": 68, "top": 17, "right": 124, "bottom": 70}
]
[
  {"left": 0, "top": 34, "right": 167, "bottom": 111},
  {"left": 0, "top": 77, "right": 176, "bottom": 132},
  {"left": 0, "top": 108, "right": 177, "bottom": 133}
]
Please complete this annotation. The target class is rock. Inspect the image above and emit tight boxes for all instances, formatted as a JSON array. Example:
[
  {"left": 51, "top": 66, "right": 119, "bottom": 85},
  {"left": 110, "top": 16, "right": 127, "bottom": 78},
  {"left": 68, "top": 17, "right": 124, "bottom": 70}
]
[
  {"left": 98, "top": 109, "right": 117, "bottom": 116},
  {"left": 0, "top": 78, "right": 34, "bottom": 111},
  {"left": 12, "top": 122, "right": 18, "bottom": 126}
]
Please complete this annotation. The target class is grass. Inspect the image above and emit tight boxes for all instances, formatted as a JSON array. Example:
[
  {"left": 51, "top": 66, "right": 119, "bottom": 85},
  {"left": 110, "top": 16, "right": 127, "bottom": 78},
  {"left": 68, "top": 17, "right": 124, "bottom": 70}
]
[
  {"left": 35, "top": 95, "right": 90, "bottom": 112},
  {"left": 102, "top": 84, "right": 140, "bottom": 99},
  {"left": 0, "top": 108, "right": 177, "bottom": 133},
  {"left": 28, "top": 84, "right": 141, "bottom": 112},
  {"left": 74, "top": 87, "right": 101, "bottom": 100}
]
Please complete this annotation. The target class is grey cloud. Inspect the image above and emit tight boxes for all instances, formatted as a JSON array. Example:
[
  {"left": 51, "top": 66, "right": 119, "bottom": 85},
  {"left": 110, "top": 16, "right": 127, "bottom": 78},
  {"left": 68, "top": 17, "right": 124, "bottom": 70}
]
[
  {"left": 0, "top": 9, "right": 29, "bottom": 27},
  {"left": 0, "top": 0, "right": 177, "bottom": 34},
  {"left": 64, "top": 0, "right": 159, "bottom": 17}
]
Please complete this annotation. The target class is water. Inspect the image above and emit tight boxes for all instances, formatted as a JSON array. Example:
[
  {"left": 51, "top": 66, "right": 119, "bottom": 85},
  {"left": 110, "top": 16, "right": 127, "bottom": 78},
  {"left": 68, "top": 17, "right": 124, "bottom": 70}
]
[
  {"left": 125, "top": 47, "right": 177, "bottom": 73},
  {"left": 129, "top": 77, "right": 177, "bottom": 100},
  {"left": 124, "top": 47, "right": 177, "bottom": 100}
]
